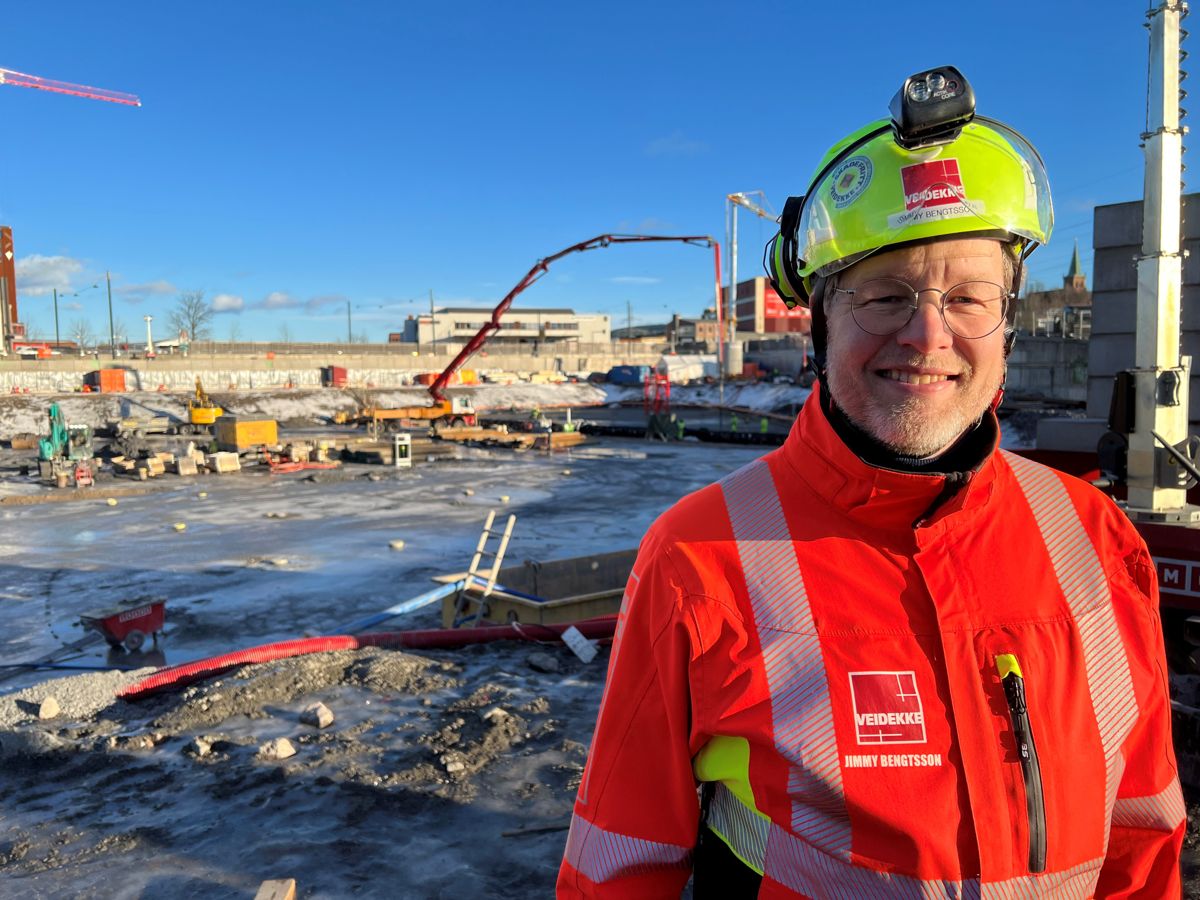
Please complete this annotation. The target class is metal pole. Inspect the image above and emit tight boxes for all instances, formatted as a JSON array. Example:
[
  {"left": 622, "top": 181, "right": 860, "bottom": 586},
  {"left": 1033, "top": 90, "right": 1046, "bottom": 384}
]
[
  {"left": 346, "top": 301, "right": 352, "bottom": 344},
  {"left": 53, "top": 288, "right": 60, "bottom": 347},
  {"left": 1128, "top": 0, "right": 1192, "bottom": 515},
  {"left": 429, "top": 289, "right": 436, "bottom": 350},
  {"left": 728, "top": 203, "right": 738, "bottom": 377},
  {"left": 106, "top": 271, "right": 116, "bottom": 358}
]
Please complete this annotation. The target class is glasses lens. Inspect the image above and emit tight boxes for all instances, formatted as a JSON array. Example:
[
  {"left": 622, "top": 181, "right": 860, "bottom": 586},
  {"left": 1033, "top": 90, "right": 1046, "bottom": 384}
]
[
  {"left": 848, "top": 279, "right": 1007, "bottom": 337},
  {"left": 941, "top": 281, "right": 1007, "bottom": 338},
  {"left": 849, "top": 279, "right": 917, "bottom": 335}
]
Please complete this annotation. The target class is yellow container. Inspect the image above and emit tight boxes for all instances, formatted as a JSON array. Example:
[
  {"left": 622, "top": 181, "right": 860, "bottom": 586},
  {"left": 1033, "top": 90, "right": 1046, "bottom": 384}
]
[{"left": 214, "top": 417, "right": 278, "bottom": 451}]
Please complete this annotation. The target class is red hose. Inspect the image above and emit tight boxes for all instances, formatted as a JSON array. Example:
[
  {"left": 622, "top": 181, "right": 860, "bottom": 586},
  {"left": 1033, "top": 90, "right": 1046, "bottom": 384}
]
[{"left": 117, "top": 617, "right": 617, "bottom": 700}]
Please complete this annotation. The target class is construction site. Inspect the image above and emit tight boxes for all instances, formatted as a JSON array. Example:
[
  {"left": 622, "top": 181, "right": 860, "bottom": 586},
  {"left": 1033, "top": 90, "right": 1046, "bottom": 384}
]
[{"left": 6, "top": 4, "right": 1200, "bottom": 899}]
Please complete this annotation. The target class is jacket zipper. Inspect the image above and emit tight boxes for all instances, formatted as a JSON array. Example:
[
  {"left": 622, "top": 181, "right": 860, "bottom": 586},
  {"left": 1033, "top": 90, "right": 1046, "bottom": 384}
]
[{"left": 995, "top": 653, "right": 1047, "bottom": 873}]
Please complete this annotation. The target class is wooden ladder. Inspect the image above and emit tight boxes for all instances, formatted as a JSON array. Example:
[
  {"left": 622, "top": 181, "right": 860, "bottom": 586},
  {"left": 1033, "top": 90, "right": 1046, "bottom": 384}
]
[{"left": 456, "top": 510, "right": 516, "bottom": 626}]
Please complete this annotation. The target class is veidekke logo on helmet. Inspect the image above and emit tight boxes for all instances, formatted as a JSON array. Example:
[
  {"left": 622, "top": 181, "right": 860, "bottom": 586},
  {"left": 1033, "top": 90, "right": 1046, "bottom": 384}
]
[{"left": 901, "top": 159, "right": 964, "bottom": 211}]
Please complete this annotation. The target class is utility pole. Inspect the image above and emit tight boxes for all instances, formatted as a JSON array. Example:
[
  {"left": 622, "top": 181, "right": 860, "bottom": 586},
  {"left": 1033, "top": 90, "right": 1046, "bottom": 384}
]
[
  {"left": 106, "top": 271, "right": 115, "bottom": 358},
  {"left": 52, "top": 288, "right": 60, "bottom": 347},
  {"left": 626, "top": 300, "right": 633, "bottom": 345},
  {"left": 346, "top": 300, "right": 352, "bottom": 344}
]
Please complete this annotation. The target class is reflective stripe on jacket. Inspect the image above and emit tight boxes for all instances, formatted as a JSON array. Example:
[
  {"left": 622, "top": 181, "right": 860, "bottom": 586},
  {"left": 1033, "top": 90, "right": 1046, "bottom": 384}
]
[{"left": 557, "top": 387, "right": 1184, "bottom": 898}]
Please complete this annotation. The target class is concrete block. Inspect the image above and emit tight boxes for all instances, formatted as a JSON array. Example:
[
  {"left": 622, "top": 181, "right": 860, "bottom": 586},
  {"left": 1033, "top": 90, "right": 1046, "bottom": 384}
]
[
  {"left": 171, "top": 457, "right": 199, "bottom": 476},
  {"left": 1092, "top": 247, "right": 1139, "bottom": 292},
  {"left": 207, "top": 452, "right": 241, "bottom": 473},
  {"left": 1090, "top": 289, "right": 1137, "bottom": 335},
  {"left": 1087, "top": 334, "right": 1136, "bottom": 378},
  {"left": 1093, "top": 200, "right": 1143, "bottom": 249}
]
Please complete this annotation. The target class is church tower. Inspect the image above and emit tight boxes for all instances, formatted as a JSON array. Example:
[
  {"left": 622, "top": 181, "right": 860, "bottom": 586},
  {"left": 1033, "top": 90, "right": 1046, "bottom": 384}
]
[{"left": 1064, "top": 239, "right": 1087, "bottom": 294}]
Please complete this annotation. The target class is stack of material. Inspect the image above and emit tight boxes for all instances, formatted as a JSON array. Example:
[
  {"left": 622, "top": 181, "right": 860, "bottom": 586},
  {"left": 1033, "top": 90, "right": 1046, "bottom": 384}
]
[
  {"left": 137, "top": 457, "right": 166, "bottom": 478},
  {"left": 110, "top": 455, "right": 138, "bottom": 475}
]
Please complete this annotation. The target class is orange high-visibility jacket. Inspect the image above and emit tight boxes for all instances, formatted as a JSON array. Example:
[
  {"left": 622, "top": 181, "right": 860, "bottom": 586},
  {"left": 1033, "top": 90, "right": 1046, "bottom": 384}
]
[{"left": 558, "top": 389, "right": 1185, "bottom": 898}]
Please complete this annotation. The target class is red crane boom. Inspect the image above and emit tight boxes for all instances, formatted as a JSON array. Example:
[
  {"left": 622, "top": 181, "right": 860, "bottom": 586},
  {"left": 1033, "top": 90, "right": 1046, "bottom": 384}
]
[
  {"left": 427, "top": 234, "right": 721, "bottom": 403},
  {"left": 0, "top": 68, "right": 141, "bottom": 106}
]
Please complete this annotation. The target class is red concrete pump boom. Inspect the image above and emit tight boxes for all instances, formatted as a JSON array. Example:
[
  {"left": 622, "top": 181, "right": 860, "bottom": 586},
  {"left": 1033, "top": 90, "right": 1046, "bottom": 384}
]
[
  {"left": 428, "top": 233, "right": 720, "bottom": 402},
  {"left": 0, "top": 67, "right": 141, "bottom": 106}
]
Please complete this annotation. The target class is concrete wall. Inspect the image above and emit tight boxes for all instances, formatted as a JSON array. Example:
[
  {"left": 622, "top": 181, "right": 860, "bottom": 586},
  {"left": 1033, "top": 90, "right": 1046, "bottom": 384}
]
[
  {"left": 1090, "top": 194, "right": 1200, "bottom": 426},
  {"left": 0, "top": 345, "right": 666, "bottom": 392},
  {"left": 1006, "top": 336, "right": 1088, "bottom": 402}
]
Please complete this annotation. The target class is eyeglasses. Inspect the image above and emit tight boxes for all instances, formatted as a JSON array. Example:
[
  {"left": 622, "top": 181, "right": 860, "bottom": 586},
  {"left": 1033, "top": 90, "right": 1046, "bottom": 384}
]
[{"left": 833, "top": 278, "right": 1013, "bottom": 339}]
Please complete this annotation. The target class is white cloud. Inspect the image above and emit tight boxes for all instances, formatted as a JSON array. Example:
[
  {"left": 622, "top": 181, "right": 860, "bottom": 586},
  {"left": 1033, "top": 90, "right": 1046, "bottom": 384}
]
[
  {"left": 645, "top": 131, "right": 707, "bottom": 157},
  {"left": 65, "top": 302, "right": 83, "bottom": 311},
  {"left": 259, "top": 291, "right": 298, "bottom": 310},
  {"left": 610, "top": 276, "right": 662, "bottom": 285},
  {"left": 211, "top": 293, "right": 244, "bottom": 313},
  {"left": 14, "top": 254, "right": 84, "bottom": 297}
]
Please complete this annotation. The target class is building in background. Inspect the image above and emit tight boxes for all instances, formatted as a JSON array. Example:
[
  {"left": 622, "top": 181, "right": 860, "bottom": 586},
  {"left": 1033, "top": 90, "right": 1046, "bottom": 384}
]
[
  {"left": 721, "top": 276, "right": 811, "bottom": 335},
  {"left": 665, "top": 309, "right": 722, "bottom": 351},
  {"left": 393, "top": 307, "right": 610, "bottom": 346},
  {"left": 1018, "top": 240, "right": 1092, "bottom": 339}
]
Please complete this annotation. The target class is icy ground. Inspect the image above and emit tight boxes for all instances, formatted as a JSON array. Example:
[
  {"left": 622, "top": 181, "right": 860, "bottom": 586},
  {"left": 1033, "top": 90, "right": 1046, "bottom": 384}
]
[{"left": 0, "top": 437, "right": 766, "bottom": 899}]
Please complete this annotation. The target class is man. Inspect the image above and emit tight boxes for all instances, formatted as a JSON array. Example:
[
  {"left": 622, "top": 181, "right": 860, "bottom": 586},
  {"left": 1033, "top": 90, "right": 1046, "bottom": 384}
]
[{"left": 558, "top": 68, "right": 1185, "bottom": 897}]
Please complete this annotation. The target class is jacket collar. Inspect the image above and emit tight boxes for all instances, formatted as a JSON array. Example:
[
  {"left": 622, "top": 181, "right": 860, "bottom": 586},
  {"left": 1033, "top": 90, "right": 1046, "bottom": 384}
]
[{"left": 778, "top": 382, "right": 999, "bottom": 528}]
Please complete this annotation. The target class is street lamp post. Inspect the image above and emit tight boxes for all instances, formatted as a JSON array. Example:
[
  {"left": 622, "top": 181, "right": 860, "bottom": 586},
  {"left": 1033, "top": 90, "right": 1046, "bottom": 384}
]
[
  {"left": 55, "top": 282, "right": 99, "bottom": 352},
  {"left": 106, "top": 271, "right": 116, "bottom": 358},
  {"left": 144, "top": 315, "right": 155, "bottom": 357}
]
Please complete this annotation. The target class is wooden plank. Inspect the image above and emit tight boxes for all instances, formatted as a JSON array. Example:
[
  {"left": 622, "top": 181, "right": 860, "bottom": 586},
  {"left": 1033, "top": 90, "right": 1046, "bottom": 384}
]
[{"left": 254, "top": 879, "right": 296, "bottom": 900}]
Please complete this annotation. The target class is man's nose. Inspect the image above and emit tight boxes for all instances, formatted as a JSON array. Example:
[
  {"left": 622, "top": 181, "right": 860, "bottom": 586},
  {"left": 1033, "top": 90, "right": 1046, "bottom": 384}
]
[{"left": 896, "top": 297, "right": 954, "bottom": 353}]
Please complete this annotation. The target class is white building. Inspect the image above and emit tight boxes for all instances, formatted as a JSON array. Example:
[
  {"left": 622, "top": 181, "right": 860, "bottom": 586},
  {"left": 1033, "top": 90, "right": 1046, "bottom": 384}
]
[{"left": 395, "top": 307, "right": 610, "bottom": 346}]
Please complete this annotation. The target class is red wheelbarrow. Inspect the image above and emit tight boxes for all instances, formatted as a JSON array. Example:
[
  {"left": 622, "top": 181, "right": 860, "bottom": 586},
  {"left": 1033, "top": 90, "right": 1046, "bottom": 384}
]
[{"left": 80, "top": 600, "right": 166, "bottom": 651}]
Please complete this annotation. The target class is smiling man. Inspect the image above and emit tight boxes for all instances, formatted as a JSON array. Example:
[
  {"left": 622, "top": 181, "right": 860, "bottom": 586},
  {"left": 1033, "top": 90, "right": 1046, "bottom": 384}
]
[{"left": 559, "top": 68, "right": 1185, "bottom": 899}]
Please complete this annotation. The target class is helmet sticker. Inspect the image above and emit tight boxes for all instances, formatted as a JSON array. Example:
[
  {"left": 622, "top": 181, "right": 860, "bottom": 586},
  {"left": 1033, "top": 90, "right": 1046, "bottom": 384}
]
[
  {"left": 901, "top": 159, "right": 962, "bottom": 210},
  {"left": 828, "top": 155, "right": 873, "bottom": 209},
  {"left": 888, "top": 158, "right": 984, "bottom": 228}
]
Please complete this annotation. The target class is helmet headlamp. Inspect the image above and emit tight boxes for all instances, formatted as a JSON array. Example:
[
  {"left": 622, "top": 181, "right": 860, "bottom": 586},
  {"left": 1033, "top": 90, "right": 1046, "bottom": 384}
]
[{"left": 890, "top": 66, "right": 975, "bottom": 149}]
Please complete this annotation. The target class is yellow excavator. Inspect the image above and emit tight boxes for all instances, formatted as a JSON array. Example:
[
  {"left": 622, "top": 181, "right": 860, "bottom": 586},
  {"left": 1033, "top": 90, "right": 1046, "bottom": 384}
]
[{"left": 180, "top": 377, "right": 224, "bottom": 435}]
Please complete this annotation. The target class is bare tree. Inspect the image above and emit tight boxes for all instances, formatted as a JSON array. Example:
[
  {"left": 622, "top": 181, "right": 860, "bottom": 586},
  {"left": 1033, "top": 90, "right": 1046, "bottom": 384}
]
[
  {"left": 278, "top": 322, "right": 292, "bottom": 344},
  {"left": 227, "top": 320, "right": 242, "bottom": 343},
  {"left": 169, "top": 290, "right": 213, "bottom": 342},
  {"left": 70, "top": 318, "right": 95, "bottom": 353}
]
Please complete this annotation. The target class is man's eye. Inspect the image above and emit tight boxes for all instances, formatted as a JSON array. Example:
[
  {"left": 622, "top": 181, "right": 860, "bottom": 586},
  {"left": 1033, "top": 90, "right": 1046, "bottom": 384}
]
[
  {"left": 946, "top": 295, "right": 990, "bottom": 308},
  {"left": 859, "top": 295, "right": 909, "bottom": 307}
]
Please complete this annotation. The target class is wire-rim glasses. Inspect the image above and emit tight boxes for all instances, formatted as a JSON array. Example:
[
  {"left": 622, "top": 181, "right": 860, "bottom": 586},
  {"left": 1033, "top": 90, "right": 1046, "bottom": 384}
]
[{"left": 833, "top": 278, "right": 1013, "bottom": 339}]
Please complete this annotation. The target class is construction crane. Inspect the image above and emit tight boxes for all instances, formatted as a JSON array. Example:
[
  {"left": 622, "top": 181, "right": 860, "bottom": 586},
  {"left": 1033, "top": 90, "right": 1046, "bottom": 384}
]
[
  {"left": 723, "top": 192, "right": 778, "bottom": 373},
  {"left": 0, "top": 67, "right": 140, "bottom": 106},
  {"left": 427, "top": 234, "right": 722, "bottom": 403}
]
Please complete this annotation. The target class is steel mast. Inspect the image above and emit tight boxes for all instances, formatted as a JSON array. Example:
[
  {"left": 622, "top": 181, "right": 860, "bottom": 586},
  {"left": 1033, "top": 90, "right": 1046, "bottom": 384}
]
[{"left": 1127, "top": 1, "right": 1198, "bottom": 519}]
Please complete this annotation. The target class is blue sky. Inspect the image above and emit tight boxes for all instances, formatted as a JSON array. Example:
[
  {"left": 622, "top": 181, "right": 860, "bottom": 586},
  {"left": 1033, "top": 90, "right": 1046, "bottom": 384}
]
[{"left": 1, "top": 1, "right": 1160, "bottom": 342}]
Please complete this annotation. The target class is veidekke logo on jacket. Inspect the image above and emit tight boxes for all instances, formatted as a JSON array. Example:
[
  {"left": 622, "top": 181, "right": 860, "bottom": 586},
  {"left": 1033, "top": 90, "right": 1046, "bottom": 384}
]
[
  {"left": 900, "top": 159, "right": 963, "bottom": 210},
  {"left": 849, "top": 671, "right": 927, "bottom": 744}
]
